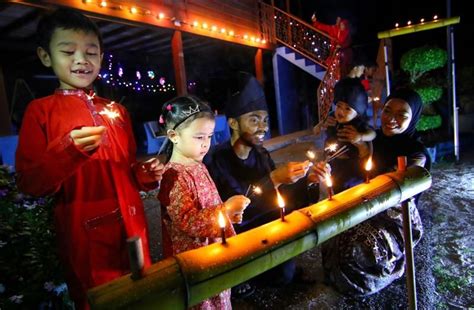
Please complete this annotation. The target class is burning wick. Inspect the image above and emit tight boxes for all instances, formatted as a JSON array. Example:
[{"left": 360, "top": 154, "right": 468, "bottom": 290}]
[
  {"left": 253, "top": 186, "right": 262, "bottom": 195},
  {"left": 218, "top": 210, "right": 226, "bottom": 244},
  {"left": 325, "top": 173, "right": 334, "bottom": 200},
  {"left": 365, "top": 157, "right": 373, "bottom": 183},
  {"left": 276, "top": 189, "right": 286, "bottom": 221},
  {"left": 306, "top": 150, "right": 316, "bottom": 161}
]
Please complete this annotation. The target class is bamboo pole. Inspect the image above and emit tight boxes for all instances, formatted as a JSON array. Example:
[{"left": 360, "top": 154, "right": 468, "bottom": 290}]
[
  {"left": 377, "top": 16, "right": 460, "bottom": 39},
  {"left": 88, "top": 166, "right": 431, "bottom": 309}
]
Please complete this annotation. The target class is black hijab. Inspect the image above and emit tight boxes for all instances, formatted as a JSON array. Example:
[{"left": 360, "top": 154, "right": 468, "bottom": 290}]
[
  {"left": 385, "top": 88, "right": 423, "bottom": 138},
  {"left": 373, "top": 88, "right": 427, "bottom": 175}
]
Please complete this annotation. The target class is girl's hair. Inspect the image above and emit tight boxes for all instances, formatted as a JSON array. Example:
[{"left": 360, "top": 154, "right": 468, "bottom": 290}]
[{"left": 158, "top": 95, "right": 214, "bottom": 161}]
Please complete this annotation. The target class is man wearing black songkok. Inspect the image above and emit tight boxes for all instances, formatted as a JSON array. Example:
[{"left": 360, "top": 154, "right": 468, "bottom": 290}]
[{"left": 205, "top": 72, "right": 315, "bottom": 295}]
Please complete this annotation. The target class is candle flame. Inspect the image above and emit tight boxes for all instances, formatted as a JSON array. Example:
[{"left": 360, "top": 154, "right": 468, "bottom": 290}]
[
  {"left": 306, "top": 150, "right": 316, "bottom": 160},
  {"left": 218, "top": 210, "right": 226, "bottom": 228},
  {"left": 276, "top": 190, "right": 285, "bottom": 209},
  {"left": 253, "top": 186, "right": 262, "bottom": 195},
  {"left": 325, "top": 143, "right": 338, "bottom": 152},
  {"left": 365, "top": 157, "right": 373, "bottom": 171},
  {"left": 325, "top": 174, "right": 333, "bottom": 187}
]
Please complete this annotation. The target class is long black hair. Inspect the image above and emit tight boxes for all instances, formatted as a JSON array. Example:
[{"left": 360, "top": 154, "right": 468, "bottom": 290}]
[{"left": 158, "top": 95, "right": 214, "bottom": 162}]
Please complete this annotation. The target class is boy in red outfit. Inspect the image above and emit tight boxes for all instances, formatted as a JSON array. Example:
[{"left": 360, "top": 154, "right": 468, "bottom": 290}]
[{"left": 15, "top": 8, "right": 164, "bottom": 308}]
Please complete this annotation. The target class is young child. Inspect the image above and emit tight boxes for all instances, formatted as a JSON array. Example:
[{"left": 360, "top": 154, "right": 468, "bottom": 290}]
[
  {"left": 313, "top": 77, "right": 375, "bottom": 193},
  {"left": 157, "top": 96, "right": 249, "bottom": 309},
  {"left": 15, "top": 8, "right": 163, "bottom": 308}
]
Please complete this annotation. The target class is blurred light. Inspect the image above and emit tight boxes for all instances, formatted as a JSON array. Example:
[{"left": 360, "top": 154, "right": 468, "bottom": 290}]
[
  {"left": 202, "top": 23, "right": 208, "bottom": 29},
  {"left": 220, "top": 28, "right": 226, "bottom": 34},
  {"left": 407, "top": 20, "right": 412, "bottom": 25},
  {"left": 211, "top": 25, "right": 217, "bottom": 32},
  {"left": 433, "top": 15, "right": 438, "bottom": 20},
  {"left": 130, "top": 7, "right": 137, "bottom": 14},
  {"left": 229, "top": 30, "right": 234, "bottom": 36},
  {"left": 193, "top": 20, "right": 199, "bottom": 27},
  {"left": 395, "top": 22, "right": 399, "bottom": 28},
  {"left": 158, "top": 12, "right": 165, "bottom": 19},
  {"left": 100, "top": 1, "right": 107, "bottom": 7},
  {"left": 244, "top": 34, "right": 249, "bottom": 40},
  {"left": 420, "top": 18, "right": 425, "bottom": 23}
]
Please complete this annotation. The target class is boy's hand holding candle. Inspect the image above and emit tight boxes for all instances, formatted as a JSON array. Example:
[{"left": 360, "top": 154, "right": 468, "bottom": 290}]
[{"left": 224, "top": 195, "right": 250, "bottom": 224}]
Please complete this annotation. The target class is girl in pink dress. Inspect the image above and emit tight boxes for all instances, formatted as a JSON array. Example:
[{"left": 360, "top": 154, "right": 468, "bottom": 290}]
[{"left": 157, "top": 96, "right": 250, "bottom": 309}]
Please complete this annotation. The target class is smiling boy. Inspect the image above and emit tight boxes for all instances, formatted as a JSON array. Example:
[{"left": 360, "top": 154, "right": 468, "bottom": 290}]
[{"left": 15, "top": 8, "right": 163, "bottom": 308}]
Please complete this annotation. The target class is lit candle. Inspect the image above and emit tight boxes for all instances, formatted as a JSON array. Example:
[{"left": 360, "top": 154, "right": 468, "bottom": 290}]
[
  {"left": 218, "top": 210, "right": 226, "bottom": 244},
  {"left": 276, "top": 189, "right": 285, "bottom": 221},
  {"left": 365, "top": 157, "right": 373, "bottom": 183},
  {"left": 306, "top": 150, "right": 316, "bottom": 161},
  {"left": 244, "top": 185, "right": 263, "bottom": 197},
  {"left": 325, "top": 173, "right": 333, "bottom": 200}
]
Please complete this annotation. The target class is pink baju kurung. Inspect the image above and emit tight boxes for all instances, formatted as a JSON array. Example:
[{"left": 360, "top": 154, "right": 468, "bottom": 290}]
[{"left": 158, "top": 162, "right": 234, "bottom": 310}]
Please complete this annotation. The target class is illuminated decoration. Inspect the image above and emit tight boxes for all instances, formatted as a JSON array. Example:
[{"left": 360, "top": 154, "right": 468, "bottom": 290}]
[
  {"left": 81, "top": 0, "right": 268, "bottom": 47},
  {"left": 98, "top": 53, "right": 176, "bottom": 93},
  {"left": 378, "top": 16, "right": 460, "bottom": 39}
]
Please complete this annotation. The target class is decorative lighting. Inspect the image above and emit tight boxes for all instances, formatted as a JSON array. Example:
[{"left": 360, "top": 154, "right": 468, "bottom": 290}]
[
  {"left": 407, "top": 20, "right": 412, "bottom": 25},
  {"left": 211, "top": 25, "right": 217, "bottom": 32},
  {"left": 193, "top": 20, "right": 199, "bottom": 27},
  {"left": 395, "top": 22, "right": 399, "bottom": 28},
  {"left": 130, "top": 6, "right": 137, "bottom": 14},
  {"left": 433, "top": 15, "right": 438, "bottom": 20},
  {"left": 158, "top": 12, "right": 165, "bottom": 19},
  {"left": 244, "top": 34, "right": 249, "bottom": 40},
  {"left": 99, "top": 0, "right": 107, "bottom": 8},
  {"left": 229, "top": 30, "right": 234, "bottom": 36},
  {"left": 220, "top": 28, "right": 226, "bottom": 34},
  {"left": 420, "top": 18, "right": 425, "bottom": 23}
]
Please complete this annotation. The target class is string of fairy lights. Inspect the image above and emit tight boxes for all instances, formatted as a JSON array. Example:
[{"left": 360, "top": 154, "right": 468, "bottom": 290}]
[
  {"left": 98, "top": 53, "right": 180, "bottom": 93},
  {"left": 81, "top": 0, "right": 267, "bottom": 45}
]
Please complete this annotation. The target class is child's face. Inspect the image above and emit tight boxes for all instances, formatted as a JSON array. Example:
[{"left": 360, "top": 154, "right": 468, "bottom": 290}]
[
  {"left": 335, "top": 101, "right": 357, "bottom": 123},
  {"left": 233, "top": 110, "right": 269, "bottom": 146},
  {"left": 170, "top": 117, "right": 215, "bottom": 163},
  {"left": 37, "top": 28, "right": 102, "bottom": 90}
]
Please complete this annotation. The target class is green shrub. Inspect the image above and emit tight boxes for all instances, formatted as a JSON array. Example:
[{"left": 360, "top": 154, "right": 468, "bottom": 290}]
[
  {"left": 414, "top": 86, "right": 443, "bottom": 105},
  {"left": 416, "top": 114, "right": 442, "bottom": 131},
  {"left": 0, "top": 166, "right": 72, "bottom": 308},
  {"left": 401, "top": 46, "right": 447, "bottom": 83}
]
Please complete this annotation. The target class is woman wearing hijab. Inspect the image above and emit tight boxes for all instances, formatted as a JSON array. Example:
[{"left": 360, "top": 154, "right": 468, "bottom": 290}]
[{"left": 313, "top": 88, "right": 429, "bottom": 296}]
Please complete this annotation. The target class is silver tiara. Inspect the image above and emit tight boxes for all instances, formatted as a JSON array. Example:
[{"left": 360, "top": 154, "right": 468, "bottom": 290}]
[{"left": 181, "top": 105, "right": 200, "bottom": 117}]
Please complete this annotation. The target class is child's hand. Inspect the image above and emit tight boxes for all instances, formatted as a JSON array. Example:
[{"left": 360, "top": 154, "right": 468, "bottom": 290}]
[
  {"left": 70, "top": 126, "right": 106, "bottom": 152},
  {"left": 270, "top": 161, "right": 310, "bottom": 187},
  {"left": 135, "top": 158, "right": 165, "bottom": 184},
  {"left": 337, "top": 125, "right": 361, "bottom": 144},
  {"left": 224, "top": 195, "right": 250, "bottom": 224},
  {"left": 307, "top": 161, "right": 331, "bottom": 184}
]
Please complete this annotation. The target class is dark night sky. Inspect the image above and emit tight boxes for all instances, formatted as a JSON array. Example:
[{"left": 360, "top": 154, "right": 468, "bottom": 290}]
[{"left": 292, "top": 0, "right": 471, "bottom": 67}]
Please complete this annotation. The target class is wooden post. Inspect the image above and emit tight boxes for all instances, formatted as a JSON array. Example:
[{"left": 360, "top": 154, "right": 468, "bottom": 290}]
[
  {"left": 172, "top": 30, "right": 187, "bottom": 96},
  {"left": 255, "top": 48, "right": 264, "bottom": 85},
  {"left": 398, "top": 156, "right": 418, "bottom": 310},
  {"left": 0, "top": 65, "right": 12, "bottom": 135}
]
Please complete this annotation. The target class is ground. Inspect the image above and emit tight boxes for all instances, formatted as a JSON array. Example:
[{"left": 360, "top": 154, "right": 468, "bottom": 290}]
[{"left": 143, "top": 137, "right": 474, "bottom": 309}]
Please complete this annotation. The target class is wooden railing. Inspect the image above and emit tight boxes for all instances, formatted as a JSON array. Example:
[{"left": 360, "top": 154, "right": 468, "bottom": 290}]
[{"left": 258, "top": 1, "right": 341, "bottom": 123}]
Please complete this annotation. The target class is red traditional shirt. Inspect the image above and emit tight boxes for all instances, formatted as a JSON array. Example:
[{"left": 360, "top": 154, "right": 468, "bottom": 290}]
[
  {"left": 15, "top": 89, "right": 155, "bottom": 308},
  {"left": 158, "top": 161, "right": 234, "bottom": 310}
]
